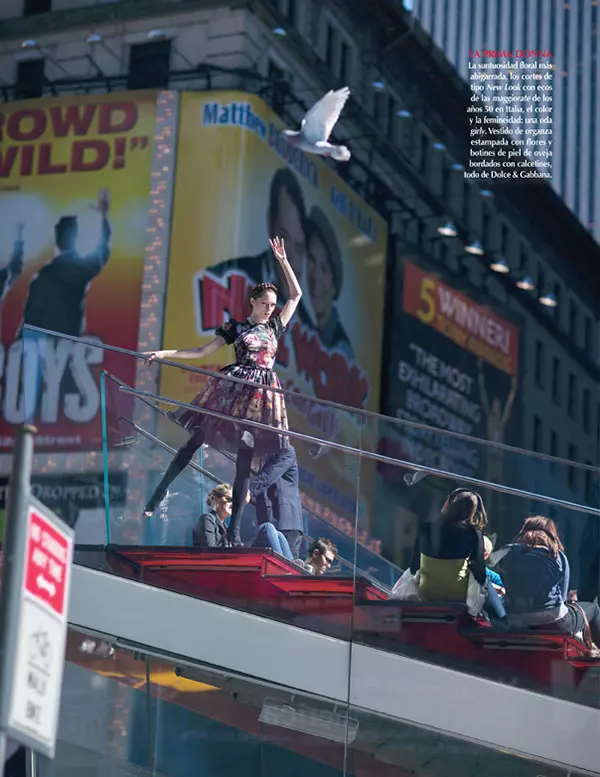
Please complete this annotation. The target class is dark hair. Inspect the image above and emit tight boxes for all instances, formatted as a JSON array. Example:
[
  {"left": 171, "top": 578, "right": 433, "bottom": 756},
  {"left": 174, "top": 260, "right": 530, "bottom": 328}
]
[
  {"left": 269, "top": 167, "right": 307, "bottom": 228},
  {"left": 309, "top": 537, "right": 337, "bottom": 557},
  {"left": 55, "top": 215, "right": 78, "bottom": 247},
  {"left": 514, "top": 515, "right": 564, "bottom": 556},
  {"left": 440, "top": 488, "right": 488, "bottom": 531},
  {"left": 249, "top": 282, "right": 278, "bottom": 302}
]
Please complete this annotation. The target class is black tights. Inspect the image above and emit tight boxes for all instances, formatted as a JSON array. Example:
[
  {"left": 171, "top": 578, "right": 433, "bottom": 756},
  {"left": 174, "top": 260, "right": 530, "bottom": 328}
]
[{"left": 144, "top": 432, "right": 253, "bottom": 544}]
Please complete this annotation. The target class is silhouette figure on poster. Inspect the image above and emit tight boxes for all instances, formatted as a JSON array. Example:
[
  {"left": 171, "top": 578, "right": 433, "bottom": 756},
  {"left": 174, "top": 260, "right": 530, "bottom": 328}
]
[{"left": 19, "top": 187, "right": 111, "bottom": 338}]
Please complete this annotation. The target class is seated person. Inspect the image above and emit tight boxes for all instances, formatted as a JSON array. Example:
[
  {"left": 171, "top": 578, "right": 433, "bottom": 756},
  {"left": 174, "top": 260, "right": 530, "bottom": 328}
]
[
  {"left": 193, "top": 482, "right": 294, "bottom": 560},
  {"left": 484, "top": 535, "right": 506, "bottom": 597},
  {"left": 498, "top": 515, "right": 600, "bottom": 647},
  {"left": 409, "top": 488, "right": 505, "bottom": 621},
  {"left": 299, "top": 537, "right": 337, "bottom": 575},
  {"left": 249, "top": 446, "right": 305, "bottom": 559},
  {"left": 192, "top": 483, "right": 231, "bottom": 548}
]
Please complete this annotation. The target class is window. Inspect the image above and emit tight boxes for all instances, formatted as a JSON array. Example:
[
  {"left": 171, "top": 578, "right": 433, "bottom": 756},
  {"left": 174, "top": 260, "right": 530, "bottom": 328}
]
[
  {"left": 481, "top": 206, "right": 493, "bottom": 247},
  {"left": 268, "top": 60, "right": 283, "bottom": 80},
  {"left": 420, "top": 133, "right": 429, "bottom": 172},
  {"left": 518, "top": 244, "right": 528, "bottom": 271},
  {"left": 24, "top": 0, "right": 51, "bottom": 15},
  {"left": 500, "top": 223, "right": 509, "bottom": 255},
  {"left": 325, "top": 24, "right": 335, "bottom": 69},
  {"left": 532, "top": 415, "right": 543, "bottom": 452},
  {"left": 285, "top": 0, "right": 297, "bottom": 25},
  {"left": 583, "top": 387, "right": 591, "bottom": 433},
  {"left": 567, "top": 373, "right": 577, "bottom": 419},
  {"left": 15, "top": 59, "right": 45, "bottom": 100},
  {"left": 537, "top": 264, "right": 545, "bottom": 293},
  {"left": 267, "top": 60, "right": 287, "bottom": 113},
  {"left": 377, "top": 94, "right": 394, "bottom": 139},
  {"left": 553, "top": 282, "right": 562, "bottom": 317},
  {"left": 551, "top": 356, "right": 561, "bottom": 404},
  {"left": 567, "top": 443, "right": 578, "bottom": 491},
  {"left": 550, "top": 430, "right": 559, "bottom": 458},
  {"left": 534, "top": 339, "right": 544, "bottom": 388},
  {"left": 569, "top": 299, "right": 579, "bottom": 340},
  {"left": 340, "top": 41, "right": 351, "bottom": 83},
  {"left": 128, "top": 40, "right": 171, "bottom": 90},
  {"left": 584, "top": 463, "right": 595, "bottom": 503},
  {"left": 584, "top": 315, "right": 594, "bottom": 356},
  {"left": 374, "top": 91, "right": 386, "bottom": 125}
]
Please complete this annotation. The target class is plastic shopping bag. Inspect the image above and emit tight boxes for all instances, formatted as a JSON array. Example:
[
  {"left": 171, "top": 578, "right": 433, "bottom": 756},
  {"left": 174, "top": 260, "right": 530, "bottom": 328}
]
[
  {"left": 466, "top": 573, "right": 486, "bottom": 617},
  {"left": 391, "top": 568, "right": 421, "bottom": 600}
]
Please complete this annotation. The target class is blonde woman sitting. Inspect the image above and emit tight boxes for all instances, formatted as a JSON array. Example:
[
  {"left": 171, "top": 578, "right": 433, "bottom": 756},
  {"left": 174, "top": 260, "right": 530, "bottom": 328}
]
[{"left": 193, "top": 483, "right": 293, "bottom": 560}]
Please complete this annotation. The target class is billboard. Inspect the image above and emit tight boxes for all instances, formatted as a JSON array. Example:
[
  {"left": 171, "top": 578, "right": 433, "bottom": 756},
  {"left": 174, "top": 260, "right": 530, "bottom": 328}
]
[
  {"left": 376, "top": 251, "right": 522, "bottom": 562},
  {"left": 159, "top": 91, "right": 388, "bottom": 526},
  {"left": 0, "top": 91, "right": 157, "bottom": 452}
]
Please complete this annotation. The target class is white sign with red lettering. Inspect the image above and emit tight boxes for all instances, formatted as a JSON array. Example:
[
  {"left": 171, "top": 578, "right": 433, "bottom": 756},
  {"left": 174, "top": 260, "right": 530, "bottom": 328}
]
[{"left": 7, "top": 501, "right": 74, "bottom": 757}]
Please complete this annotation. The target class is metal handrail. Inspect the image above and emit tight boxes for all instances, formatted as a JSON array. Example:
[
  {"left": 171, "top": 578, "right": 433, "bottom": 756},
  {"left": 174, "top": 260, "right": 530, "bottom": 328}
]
[
  {"left": 118, "top": 417, "right": 220, "bottom": 484},
  {"left": 113, "top": 382, "right": 600, "bottom": 518},
  {"left": 23, "top": 324, "right": 600, "bottom": 473}
]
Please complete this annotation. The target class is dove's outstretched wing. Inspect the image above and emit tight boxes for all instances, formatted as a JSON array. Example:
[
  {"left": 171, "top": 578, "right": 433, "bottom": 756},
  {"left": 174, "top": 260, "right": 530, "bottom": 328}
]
[{"left": 301, "top": 87, "right": 350, "bottom": 144}]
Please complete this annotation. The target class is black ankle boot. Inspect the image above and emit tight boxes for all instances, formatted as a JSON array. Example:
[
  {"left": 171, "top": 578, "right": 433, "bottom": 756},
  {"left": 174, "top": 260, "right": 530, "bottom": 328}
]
[
  {"left": 143, "top": 489, "right": 166, "bottom": 517},
  {"left": 227, "top": 526, "right": 244, "bottom": 547},
  {"left": 143, "top": 461, "right": 183, "bottom": 517}
]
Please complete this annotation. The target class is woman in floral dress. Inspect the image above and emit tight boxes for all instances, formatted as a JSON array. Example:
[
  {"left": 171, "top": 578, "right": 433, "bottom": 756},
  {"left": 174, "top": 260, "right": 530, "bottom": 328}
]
[{"left": 143, "top": 237, "right": 302, "bottom": 545}]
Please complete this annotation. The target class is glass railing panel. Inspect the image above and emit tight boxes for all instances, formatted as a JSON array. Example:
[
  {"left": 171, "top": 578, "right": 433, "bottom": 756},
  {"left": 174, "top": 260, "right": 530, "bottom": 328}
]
[
  {"left": 100, "top": 371, "right": 361, "bottom": 639},
  {"left": 353, "top": 447, "right": 600, "bottom": 711},
  {"left": 148, "top": 355, "right": 366, "bottom": 549},
  {"left": 366, "top": 412, "right": 600, "bottom": 582},
  {"left": 146, "top": 655, "right": 351, "bottom": 776},
  {"left": 60, "top": 627, "right": 592, "bottom": 777},
  {"left": 61, "top": 626, "right": 352, "bottom": 777},
  {"left": 17, "top": 325, "right": 600, "bottom": 715},
  {"left": 102, "top": 366, "right": 362, "bottom": 533},
  {"left": 13, "top": 326, "right": 137, "bottom": 546},
  {"left": 102, "top": 374, "right": 212, "bottom": 547},
  {"left": 361, "top": 409, "right": 599, "bottom": 511},
  {"left": 47, "top": 629, "right": 155, "bottom": 777},
  {"left": 577, "top": 466, "right": 600, "bottom": 609}
]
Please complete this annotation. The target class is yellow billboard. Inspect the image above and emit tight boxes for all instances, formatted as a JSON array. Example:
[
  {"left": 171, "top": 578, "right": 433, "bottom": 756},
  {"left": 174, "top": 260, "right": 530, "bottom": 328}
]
[
  {"left": 0, "top": 91, "right": 157, "bottom": 452},
  {"left": 160, "top": 91, "right": 387, "bottom": 527}
]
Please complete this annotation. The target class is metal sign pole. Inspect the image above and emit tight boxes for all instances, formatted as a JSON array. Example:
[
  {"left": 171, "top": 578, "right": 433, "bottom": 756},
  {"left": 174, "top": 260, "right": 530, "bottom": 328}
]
[
  {"left": 0, "top": 425, "right": 37, "bottom": 769},
  {"left": 0, "top": 424, "right": 74, "bottom": 765}
]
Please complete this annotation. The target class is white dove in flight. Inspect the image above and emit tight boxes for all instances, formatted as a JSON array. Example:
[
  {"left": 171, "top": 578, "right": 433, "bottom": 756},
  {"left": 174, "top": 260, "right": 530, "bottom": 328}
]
[{"left": 282, "top": 87, "right": 352, "bottom": 162}]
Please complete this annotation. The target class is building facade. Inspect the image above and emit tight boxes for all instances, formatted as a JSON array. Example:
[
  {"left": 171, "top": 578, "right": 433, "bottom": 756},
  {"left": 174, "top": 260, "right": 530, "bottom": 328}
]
[{"left": 405, "top": 0, "right": 600, "bottom": 242}]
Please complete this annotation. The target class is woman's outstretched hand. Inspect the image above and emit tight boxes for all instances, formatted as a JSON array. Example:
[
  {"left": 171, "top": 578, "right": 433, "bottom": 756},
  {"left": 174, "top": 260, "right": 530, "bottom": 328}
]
[
  {"left": 269, "top": 236, "right": 287, "bottom": 263},
  {"left": 143, "top": 350, "right": 169, "bottom": 364}
]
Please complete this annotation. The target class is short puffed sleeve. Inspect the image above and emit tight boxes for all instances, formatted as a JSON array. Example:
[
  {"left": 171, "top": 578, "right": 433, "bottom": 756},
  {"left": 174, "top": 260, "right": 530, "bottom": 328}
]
[
  {"left": 267, "top": 315, "right": 287, "bottom": 339},
  {"left": 215, "top": 319, "right": 239, "bottom": 345}
]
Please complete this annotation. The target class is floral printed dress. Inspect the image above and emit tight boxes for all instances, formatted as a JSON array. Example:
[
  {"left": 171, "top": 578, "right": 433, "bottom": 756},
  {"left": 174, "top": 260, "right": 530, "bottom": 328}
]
[{"left": 171, "top": 315, "right": 289, "bottom": 454}]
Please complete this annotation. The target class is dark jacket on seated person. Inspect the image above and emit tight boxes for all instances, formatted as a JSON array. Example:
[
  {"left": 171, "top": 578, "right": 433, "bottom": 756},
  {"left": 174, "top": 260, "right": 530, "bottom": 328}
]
[
  {"left": 410, "top": 521, "right": 487, "bottom": 601},
  {"left": 251, "top": 447, "right": 304, "bottom": 532},
  {"left": 193, "top": 510, "right": 229, "bottom": 548},
  {"left": 499, "top": 544, "right": 569, "bottom": 626}
]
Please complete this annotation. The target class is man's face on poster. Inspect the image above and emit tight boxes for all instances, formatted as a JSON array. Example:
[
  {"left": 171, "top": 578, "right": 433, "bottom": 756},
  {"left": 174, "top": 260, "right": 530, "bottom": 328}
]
[
  {"left": 270, "top": 185, "right": 306, "bottom": 276},
  {"left": 307, "top": 233, "right": 335, "bottom": 325}
]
